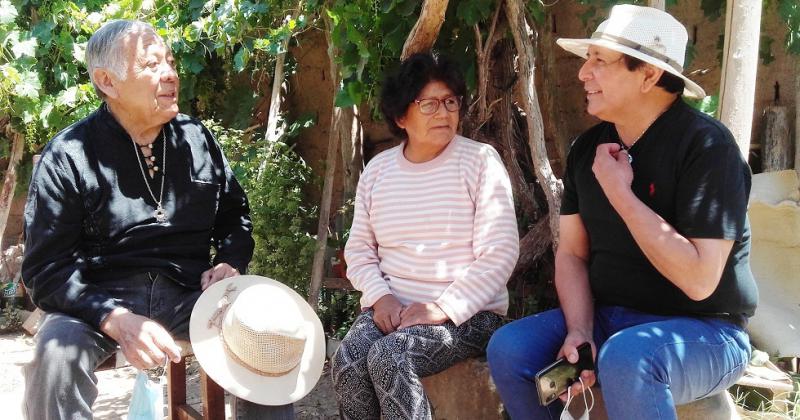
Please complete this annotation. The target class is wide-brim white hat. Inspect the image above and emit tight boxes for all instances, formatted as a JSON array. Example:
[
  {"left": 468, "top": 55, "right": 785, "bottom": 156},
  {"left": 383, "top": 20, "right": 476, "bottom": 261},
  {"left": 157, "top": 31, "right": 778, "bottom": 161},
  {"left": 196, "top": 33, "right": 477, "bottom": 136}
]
[
  {"left": 556, "top": 4, "right": 705, "bottom": 99},
  {"left": 190, "top": 275, "right": 325, "bottom": 405}
]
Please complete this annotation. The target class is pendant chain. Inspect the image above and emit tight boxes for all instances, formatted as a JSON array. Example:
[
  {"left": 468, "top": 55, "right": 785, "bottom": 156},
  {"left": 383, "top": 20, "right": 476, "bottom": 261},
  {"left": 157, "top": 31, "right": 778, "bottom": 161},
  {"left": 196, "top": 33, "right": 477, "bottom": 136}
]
[
  {"left": 132, "top": 130, "right": 167, "bottom": 222},
  {"left": 618, "top": 107, "right": 668, "bottom": 164}
]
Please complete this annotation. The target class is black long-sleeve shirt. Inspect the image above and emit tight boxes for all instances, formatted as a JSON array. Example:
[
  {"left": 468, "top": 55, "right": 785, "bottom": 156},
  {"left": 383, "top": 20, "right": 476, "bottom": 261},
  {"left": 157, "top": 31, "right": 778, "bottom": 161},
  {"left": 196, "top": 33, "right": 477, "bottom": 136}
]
[{"left": 22, "top": 105, "right": 254, "bottom": 328}]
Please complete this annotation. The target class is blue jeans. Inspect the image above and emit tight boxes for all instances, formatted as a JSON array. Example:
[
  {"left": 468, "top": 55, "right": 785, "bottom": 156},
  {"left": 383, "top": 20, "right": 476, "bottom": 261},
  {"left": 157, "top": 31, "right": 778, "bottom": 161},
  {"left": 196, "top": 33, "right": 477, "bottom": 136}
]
[
  {"left": 23, "top": 272, "right": 294, "bottom": 420},
  {"left": 486, "top": 305, "right": 751, "bottom": 420}
]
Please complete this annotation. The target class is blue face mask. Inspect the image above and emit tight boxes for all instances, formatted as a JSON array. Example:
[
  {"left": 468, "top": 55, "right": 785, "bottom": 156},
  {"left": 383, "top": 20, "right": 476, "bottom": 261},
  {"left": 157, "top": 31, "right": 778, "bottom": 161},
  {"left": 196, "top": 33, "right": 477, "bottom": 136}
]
[{"left": 127, "top": 370, "right": 165, "bottom": 420}]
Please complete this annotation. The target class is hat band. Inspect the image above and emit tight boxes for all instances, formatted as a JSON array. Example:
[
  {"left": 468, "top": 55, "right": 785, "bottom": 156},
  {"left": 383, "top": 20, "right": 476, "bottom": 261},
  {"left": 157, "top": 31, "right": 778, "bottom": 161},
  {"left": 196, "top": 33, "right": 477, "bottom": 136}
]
[
  {"left": 221, "top": 333, "right": 298, "bottom": 378},
  {"left": 591, "top": 31, "right": 684, "bottom": 74}
]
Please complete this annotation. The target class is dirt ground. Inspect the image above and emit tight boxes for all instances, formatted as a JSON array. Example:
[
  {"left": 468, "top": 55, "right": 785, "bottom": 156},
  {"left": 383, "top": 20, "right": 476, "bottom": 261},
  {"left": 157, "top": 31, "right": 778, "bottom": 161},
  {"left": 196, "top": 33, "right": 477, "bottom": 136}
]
[{"left": 0, "top": 331, "right": 339, "bottom": 420}]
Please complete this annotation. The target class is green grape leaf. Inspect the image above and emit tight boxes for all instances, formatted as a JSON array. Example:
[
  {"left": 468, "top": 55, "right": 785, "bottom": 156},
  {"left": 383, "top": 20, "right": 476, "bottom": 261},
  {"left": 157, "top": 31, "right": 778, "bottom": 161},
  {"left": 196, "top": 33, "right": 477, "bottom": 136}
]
[
  {"left": 233, "top": 46, "right": 250, "bottom": 72},
  {"left": 11, "top": 36, "right": 37, "bottom": 58},
  {"left": 56, "top": 86, "right": 79, "bottom": 107},
  {"left": 73, "top": 42, "right": 87, "bottom": 63},
  {"left": 456, "top": 0, "right": 493, "bottom": 26},
  {"left": 31, "top": 21, "right": 57, "bottom": 46},
  {"left": 0, "top": 0, "right": 18, "bottom": 24},
  {"left": 39, "top": 100, "right": 54, "bottom": 128},
  {"left": 15, "top": 70, "right": 41, "bottom": 99}
]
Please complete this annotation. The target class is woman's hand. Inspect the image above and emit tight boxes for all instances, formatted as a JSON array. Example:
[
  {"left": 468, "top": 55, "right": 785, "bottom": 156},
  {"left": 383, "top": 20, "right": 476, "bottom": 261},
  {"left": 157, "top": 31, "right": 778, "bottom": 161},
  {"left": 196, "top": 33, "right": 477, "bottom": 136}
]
[
  {"left": 372, "top": 294, "right": 404, "bottom": 334},
  {"left": 398, "top": 302, "right": 449, "bottom": 329}
]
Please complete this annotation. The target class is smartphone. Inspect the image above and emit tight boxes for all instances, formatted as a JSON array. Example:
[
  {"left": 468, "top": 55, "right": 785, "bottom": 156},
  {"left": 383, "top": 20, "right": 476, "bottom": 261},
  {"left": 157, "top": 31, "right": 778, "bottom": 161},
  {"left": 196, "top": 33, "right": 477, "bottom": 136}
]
[{"left": 534, "top": 342, "right": 594, "bottom": 406}]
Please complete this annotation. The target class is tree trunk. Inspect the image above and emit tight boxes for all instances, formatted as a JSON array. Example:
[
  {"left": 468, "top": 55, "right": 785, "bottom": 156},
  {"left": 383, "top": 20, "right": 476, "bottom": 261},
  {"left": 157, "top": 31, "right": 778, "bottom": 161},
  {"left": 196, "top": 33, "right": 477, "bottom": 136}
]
[
  {"left": 539, "top": 12, "right": 570, "bottom": 173},
  {"left": 761, "top": 106, "right": 792, "bottom": 172},
  {"left": 504, "top": 0, "right": 563, "bottom": 248},
  {"left": 308, "top": 12, "right": 344, "bottom": 310},
  {"left": 401, "top": 0, "right": 449, "bottom": 59},
  {"left": 647, "top": 0, "right": 666, "bottom": 10},
  {"left": 339, "top": 105, "right": 362, "bottom": 204},
  {"left": 0, "top": 126, "right": 24, "bottom": 253},
  {"left": 509, "top": 218, "right": 551, "bottom": 281},
  {"left": 257, "top": 36, "right": 290, "bottom": 180},
  {"left": 471, "top": 2, "right": 502, "bottom": 128},
  {"left": 488, "top": 37, "right": 537, "bottom": 223},
  {"left": 718, "top": 0, "right": 762, "bottom": 160}
]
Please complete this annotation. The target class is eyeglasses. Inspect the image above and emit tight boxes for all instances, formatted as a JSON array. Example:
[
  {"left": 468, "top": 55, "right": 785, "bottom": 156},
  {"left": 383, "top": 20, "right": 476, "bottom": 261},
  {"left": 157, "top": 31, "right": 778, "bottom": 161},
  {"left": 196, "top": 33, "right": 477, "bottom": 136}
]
[{"left": 414, "top": 96, "right": 462, "bottom": 115}]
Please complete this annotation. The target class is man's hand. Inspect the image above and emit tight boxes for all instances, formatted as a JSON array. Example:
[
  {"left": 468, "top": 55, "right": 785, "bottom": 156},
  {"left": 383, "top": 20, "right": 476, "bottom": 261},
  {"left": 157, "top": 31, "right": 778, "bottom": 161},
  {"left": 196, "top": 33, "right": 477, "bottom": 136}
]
[
  {"left": 398, "top": 302, "right": 449, "bottom": 329},
  {"left": 200, "top": 263, "right": 240, "bottom": 290},
  {"left": 592, "top": 143, "right": 634, "bottom": 204},
  {"left": 99, "top": 308, "right": 182, "bottom": 370},
  {"left": 372, "top": 294, "right": 404, "bottom": 334},
  {"left": 556, "top": 332, "right": 597, "bottom": 403}
]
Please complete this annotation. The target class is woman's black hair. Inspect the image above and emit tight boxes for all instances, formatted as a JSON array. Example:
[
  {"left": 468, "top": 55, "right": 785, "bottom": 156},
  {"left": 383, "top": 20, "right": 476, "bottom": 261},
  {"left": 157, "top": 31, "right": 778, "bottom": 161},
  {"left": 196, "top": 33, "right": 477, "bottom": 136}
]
[
  {"left": 380, "top": 53, "right": 468, "bottom": 139},
  {"left": 622, "top": 55, "right": 685, "bottom": 95}
]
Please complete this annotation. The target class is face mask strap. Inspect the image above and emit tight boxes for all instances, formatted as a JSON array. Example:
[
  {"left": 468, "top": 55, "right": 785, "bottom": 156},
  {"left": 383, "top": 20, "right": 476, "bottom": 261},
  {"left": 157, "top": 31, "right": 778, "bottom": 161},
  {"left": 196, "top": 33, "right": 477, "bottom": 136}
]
[{"left": 559, "top": 377, "right": 594, "bottom": 420}]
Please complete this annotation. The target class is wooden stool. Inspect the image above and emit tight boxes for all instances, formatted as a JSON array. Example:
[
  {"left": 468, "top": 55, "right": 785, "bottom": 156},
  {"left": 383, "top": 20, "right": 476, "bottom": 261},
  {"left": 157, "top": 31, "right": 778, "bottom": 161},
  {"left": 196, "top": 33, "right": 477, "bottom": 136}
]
[{"left": 96, "top": 340, "right": 226, "bottom": 420}]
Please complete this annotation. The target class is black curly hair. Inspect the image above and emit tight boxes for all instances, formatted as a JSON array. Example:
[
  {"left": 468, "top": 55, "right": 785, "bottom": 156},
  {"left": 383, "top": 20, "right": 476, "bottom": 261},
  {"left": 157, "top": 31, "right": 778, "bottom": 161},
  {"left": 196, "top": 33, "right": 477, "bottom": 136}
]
[{"left": 380, "top": 53, "right": 467, "bottom": 139}]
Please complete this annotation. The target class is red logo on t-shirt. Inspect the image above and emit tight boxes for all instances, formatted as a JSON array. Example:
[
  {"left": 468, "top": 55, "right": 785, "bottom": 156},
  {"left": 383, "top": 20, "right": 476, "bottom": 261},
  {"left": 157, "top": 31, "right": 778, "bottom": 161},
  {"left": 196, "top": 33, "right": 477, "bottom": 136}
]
[{"left": 649, "top": 182, "right": 656, "bottom": 197}]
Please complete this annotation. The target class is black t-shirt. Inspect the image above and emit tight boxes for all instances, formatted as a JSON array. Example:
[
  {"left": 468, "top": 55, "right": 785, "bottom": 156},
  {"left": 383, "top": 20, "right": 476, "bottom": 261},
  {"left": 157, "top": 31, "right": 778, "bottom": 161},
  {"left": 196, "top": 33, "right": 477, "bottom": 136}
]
[{"left": 561, "top": 99, "right": 758, "bottom": 319}]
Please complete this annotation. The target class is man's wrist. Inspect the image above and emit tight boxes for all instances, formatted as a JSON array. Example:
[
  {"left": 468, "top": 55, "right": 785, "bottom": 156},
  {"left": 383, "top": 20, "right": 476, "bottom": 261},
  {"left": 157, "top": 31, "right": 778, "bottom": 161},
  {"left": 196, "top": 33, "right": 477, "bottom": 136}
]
[{"left": 99, "top": 307, "right": 131, "bottom": 339}]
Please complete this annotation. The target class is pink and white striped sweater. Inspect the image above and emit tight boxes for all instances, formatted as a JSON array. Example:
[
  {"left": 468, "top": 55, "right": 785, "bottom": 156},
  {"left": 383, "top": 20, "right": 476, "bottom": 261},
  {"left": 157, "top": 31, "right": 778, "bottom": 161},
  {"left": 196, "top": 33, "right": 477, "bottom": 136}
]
[{"left": 344, "top": 135, "right": 520, "bottom": 326}]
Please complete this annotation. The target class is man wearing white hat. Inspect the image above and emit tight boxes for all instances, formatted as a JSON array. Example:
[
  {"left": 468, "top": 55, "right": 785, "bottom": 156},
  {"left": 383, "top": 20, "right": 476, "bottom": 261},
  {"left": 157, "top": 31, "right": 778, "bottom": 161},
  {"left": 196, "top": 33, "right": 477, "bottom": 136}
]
[{"left": 488, "top": 5, "right": 758, "bottom": 419}]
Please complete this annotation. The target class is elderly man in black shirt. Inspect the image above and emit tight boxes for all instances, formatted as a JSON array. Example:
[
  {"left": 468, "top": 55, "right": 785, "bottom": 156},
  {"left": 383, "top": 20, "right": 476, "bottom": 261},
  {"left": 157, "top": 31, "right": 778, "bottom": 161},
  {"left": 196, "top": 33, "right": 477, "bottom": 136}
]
[
  {"left": 21, "top": 20, "right": 291, "bottom": 419},
  {"left": 488, "top": 5, "right": 758, "bottom": 419}
]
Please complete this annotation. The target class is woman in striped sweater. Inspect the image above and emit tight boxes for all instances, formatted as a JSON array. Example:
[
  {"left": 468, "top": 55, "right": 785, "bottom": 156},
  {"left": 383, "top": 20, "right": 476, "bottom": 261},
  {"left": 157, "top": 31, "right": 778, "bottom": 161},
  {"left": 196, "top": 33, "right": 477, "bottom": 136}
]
[{"left": 330, "top": 53, "right": 520, "bottom": 420}]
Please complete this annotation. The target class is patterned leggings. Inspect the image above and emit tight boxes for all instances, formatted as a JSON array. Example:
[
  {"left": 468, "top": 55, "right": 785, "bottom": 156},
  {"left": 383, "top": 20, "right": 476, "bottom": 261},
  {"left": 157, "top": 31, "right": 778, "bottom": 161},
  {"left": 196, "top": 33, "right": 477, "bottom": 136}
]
[{"left": 330, "top": 309, "right": 502, "bottom": 420}]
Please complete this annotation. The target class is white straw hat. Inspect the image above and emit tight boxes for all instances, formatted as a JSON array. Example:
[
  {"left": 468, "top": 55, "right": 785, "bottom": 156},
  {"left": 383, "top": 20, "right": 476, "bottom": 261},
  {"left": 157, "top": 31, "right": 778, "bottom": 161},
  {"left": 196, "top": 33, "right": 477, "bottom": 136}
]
[
  {"left": 556, "top": 4, "right": 705, "bottom": 98},
  {"left": 189, "top": 275, "right": 325, "bottom": 405}
]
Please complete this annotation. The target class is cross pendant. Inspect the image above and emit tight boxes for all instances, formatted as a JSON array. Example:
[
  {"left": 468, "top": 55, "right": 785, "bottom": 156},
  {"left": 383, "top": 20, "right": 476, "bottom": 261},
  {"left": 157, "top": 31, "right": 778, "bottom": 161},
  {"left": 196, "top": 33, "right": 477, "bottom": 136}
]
[{"left": 154, "top": 205, "right": 167, "bottom": 223}]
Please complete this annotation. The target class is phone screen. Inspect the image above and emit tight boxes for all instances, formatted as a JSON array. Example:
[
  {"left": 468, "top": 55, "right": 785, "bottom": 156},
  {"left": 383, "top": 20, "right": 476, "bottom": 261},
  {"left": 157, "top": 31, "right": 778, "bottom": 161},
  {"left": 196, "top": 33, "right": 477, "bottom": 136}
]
[
  {"left": 534, "top": 343, "right": 593, "bottom": 406},
  {"left": 537, "top": 363, "right": 579, "bottom": 404}
]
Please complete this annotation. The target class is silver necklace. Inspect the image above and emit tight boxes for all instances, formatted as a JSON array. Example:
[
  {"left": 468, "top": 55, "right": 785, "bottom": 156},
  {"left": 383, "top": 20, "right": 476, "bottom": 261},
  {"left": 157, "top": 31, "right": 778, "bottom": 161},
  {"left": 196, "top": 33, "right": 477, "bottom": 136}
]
[
  {"left": 618, "top": 110, "right": 665, "bottom": 164},
  {"left": 132, "top": 130, "right": 167, "bottom": 222}
]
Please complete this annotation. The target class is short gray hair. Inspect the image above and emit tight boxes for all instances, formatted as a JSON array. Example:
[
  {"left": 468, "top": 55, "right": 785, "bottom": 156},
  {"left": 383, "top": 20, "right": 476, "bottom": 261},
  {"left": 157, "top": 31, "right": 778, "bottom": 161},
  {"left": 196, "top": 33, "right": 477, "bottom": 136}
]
[{"left": 85, "top": 20, "right": 157, "bottom": 98}]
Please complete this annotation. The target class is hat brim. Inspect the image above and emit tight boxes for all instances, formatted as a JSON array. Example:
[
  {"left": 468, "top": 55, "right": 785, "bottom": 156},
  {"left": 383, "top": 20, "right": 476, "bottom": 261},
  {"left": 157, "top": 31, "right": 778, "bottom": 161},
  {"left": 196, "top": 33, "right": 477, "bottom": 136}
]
[
  {"left": 556, "top": 37, "right": 706, "bottom": 99},
  {"left": 190, "top": 275, "right": 326, "bottom": 405}
]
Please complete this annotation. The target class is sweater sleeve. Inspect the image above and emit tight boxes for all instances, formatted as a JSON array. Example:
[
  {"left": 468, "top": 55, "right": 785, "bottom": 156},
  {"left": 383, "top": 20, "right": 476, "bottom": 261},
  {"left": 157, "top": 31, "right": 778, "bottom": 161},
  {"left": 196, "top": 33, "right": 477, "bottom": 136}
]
[
  {"left": 21, "top": 151, "right": 122, "bottom": 329},
  {"left": 435, "top": 146, "right": 519, "bottom": 325},
  {"left": 344, "top": 161, "right": 392, "bottom": 308}
]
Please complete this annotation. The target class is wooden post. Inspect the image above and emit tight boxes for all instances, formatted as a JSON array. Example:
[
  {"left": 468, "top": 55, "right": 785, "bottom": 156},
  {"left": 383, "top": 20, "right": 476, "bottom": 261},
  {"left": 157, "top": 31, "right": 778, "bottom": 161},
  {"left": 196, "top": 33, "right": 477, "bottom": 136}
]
[
  {"left": 718, "top": 0, "right": 762, "bottom": 160},
  {"left": 0, "top": 126, "right": 24, "bottom": 253},
  {"left": 795, "top": 69, "right": 800, "bottom": 185},
  {"left": 762, "top": 106, "right": 792, "bottom": 172},
  {"left": 504, "top": 0, "right": 563, "bottom": 248},
  {"left": 401, "top": 0, "right": 449, "bottom": 59},
  {"left": 308, "top": 11, "right": 343, "bottom": 310}
]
